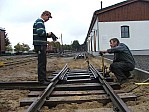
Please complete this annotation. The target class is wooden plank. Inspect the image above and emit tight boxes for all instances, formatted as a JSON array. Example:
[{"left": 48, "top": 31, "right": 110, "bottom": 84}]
[
  {"left": 67, "top": 75, "right": 91, "bottom": 80},
  {"left": 68, "top": 70, "right": 89, "bottom": 73},
  {"left": 54, "top": 82, "right": 120, "bottom": 91},
  {"left": 53, "top": 90, "right": 107, "bottom": 96},
  {"left": 28, "top": 91, "right": 43, "bottom": 97},
  {"left": 52, "top": 90, "right": 126, "bottom": 96},
  {"left": 28, "top": 90, "right": 106, "bottom": 97},
  {"left": 67, "top": 74, "right": 91, "bottom": 77},
  {"left": 63, "top": 79, "right": 98, "bottom": 83},
  {"left": 58, "top": 77, "right": 113, "bottom": 84},
  {"left": 68, "top": 73, "right": 91, "bottom": 75},
  {"left": 56, "top": 82, "right": 118, "bottom": 87},
  {"left": 52, "top": 69, "right": 89, "bottom": 74},
  {"left": 28, "top": 90, "right": 126, "bottom": 97},
  {"left": 20, "top": 93, "right": 137, "bottom": 107},
  {"left": 75, "top": 108, "right": 114, "bottom": 112},
  {"left": 0, "top": 81, "right": 49, "bottom": 90},
  {"left": 0, "top": 85, "right": 47, "bottom": 90}
]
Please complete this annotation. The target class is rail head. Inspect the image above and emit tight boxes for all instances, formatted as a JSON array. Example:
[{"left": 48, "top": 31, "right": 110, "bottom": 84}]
[
  {"left": 51, "top": 64, "right": 69, "bottom": 82},
  {"left": 89, "top": 64, "right": 130, "bottom": 112},
  {"left": 26, "top": 64, "right": 69, "bottom": 112}
]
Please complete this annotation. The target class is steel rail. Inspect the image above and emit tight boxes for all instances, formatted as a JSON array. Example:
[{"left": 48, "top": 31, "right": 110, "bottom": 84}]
[
  {"left": 4, "top": 58, "right": 36, "bottom": 65},
  {"left": 74, "top": 52, "right": 86, "bottom": 60},
  {"left": 89, "top": 64, "right": 130, "bottom": 112},
  {"left": 26, "top": 64, "right": 69, "bottom": 112},
  {"left": 0, "top": 57, "right": 36, "bottom": 68}
]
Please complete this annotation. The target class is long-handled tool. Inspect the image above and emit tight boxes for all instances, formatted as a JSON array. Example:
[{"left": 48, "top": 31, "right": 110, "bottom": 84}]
[
  {"left": 127, "top": 77, "right": 149, "bottom": 92},
  {"left": 99, "top": 52, "right": 105, "bottom": 77},
  {"left": 99, "top": 52, "right": 111, "bottom": 77}
]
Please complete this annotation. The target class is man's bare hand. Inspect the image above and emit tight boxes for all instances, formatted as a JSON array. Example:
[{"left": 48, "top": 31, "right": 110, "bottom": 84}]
[
  {"left": 101, "top": 50, "right": 108, "bottom": 53},
  {"left": 47, "top": 32, "right": 52, "bottom": 37}
]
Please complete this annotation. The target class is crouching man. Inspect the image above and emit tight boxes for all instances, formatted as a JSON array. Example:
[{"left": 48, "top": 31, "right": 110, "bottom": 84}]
[{"left": 100, "top": 38, "right": 135, "bottom": 85}]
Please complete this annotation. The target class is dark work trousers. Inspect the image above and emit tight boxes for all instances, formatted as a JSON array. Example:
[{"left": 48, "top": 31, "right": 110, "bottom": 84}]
[
  {"left": 110, "top": 62, "right": 134, "bottom": 82},
  {"left": 34, "top": 45, "right": 47, "bottom": 82}
]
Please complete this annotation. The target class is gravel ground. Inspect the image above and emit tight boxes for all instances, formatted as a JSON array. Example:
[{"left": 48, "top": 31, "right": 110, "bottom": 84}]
[{"left": 0, "top": 56, "right": 149, "bottom": 112}]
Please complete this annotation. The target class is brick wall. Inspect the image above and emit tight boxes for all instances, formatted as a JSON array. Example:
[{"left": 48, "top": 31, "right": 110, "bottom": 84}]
[{"left": 0, "top": 29, "right": 5, "bottom": 53}]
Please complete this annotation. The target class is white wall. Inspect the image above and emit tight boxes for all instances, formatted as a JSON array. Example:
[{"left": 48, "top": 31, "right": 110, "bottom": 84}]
[
  {"left": 87, "top": 19, "right": 99, "bottom": 52},
  {"left": 94, "top": 19, "right": 99, "bottom": 51},
  {"left": 98, "top": 21, "right": 149, "bottom": 51}
]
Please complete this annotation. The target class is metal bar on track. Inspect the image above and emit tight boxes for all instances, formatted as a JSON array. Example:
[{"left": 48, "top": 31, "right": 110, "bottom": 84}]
[
  {"left": 51, "top": 64, "right": 68, "bottom": 82},
  {"left": 89, "top": 64, "right": 130, "bottom": 112},
  {"left": 26, "top": 64, "right": 69, "bottom": 112}
]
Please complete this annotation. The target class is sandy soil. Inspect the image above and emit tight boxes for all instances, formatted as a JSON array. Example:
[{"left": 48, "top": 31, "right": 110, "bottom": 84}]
[{"left": 0, "top": 56, "right": 149, "bottom": 112}]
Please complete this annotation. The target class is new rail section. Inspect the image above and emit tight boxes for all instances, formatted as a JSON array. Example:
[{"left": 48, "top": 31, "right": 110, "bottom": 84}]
[{"left": 18, "top": 64, "right": 136, "bottom": 112}]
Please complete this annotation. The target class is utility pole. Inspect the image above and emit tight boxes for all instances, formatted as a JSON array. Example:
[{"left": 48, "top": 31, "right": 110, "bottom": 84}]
[{"left": 61, "top": 33, "right": 63, "bottom": 53}]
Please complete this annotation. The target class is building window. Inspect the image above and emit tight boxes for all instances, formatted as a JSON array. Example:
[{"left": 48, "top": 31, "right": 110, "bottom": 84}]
[{"left": 121, "top": 26, "right": 129, "bottom": 38}]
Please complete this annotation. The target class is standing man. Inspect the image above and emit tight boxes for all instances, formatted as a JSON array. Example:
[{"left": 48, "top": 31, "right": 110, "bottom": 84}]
[
  {"left": 33, "top": 10, "right": 56, "bottom": 84},
  {"left": 100, "top": 38, "right": 135, "bottom": 85}
]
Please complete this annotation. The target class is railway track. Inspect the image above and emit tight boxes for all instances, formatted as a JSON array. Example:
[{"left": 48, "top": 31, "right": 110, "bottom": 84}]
[
  {"left": 0, "top": 57, "right": 37, "bottom": 68},
  {"left": 74, "top": 52, "right": 87, "bottom": 60},
  {"left": 17, "top": 64, "right": 137, "bottom": 112}
]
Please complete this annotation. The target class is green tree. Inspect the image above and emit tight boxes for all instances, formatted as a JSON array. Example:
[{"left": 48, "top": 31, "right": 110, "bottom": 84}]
[
  {"left": 14, "top": 43, "right": 30, "bottom": 52},
  {"left": 5, "top": 45, "right": 13, "bottom": 51},
  {"left": 14, "top": 43, "right": 22, "bottom": 52},
  {"left": 22, "top": 43, "right": 30, "bottom": 51},
  {"left": 53, "top": 41, "right": 61, "bottom": 49},
  {"left": 63, "top": 44, "right": 71, "bottom": 50},
  {"left": 4, "top": 32, "right": 11, "bottom": 46},
  {"left": 47, "top": 41, "right": 54, "bottom": 46},
  {"left": 72, "top": 40, "right": 80, "bottom": 51},
  {"left": 47, "top": 41, "right": 61, "bottom": 52}
]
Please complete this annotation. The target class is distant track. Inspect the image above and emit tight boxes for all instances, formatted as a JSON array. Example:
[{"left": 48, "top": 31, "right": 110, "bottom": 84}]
[{"left": 0, "top": 56, "right": 36, "bottom": 68}]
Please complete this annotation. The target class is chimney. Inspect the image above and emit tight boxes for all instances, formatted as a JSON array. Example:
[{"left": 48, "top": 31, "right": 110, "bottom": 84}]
[{"left": 101, "top": 1, "right": 103, "bottom": 9}]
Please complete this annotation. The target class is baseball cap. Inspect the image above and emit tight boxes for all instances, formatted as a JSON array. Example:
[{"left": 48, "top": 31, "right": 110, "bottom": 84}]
[{"left": 42, "top": 10, "right": 52, "bottom": 18}]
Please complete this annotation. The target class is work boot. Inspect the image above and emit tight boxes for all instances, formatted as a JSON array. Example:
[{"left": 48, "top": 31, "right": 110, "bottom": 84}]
[
  {"left": 45, "top": 78, "right": 51, "bottom": 82},
  {"left": 104, "top": 71, "right": 111, "bottom": 77},
  {"left": 39, "top": 79, "right": 50, "bottom": 85},
  {"left": 124, "top": 71, "right": 134, "bottom": 79},
  {"left": 42, "top": 81, "right": 50, "bottom": 85},
  {"left": 38, "top": 79, "right": 44, "bottom": 83}
]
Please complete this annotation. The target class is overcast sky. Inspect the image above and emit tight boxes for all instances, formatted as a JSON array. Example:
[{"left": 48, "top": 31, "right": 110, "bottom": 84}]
[{"left": 0, "top": 0, "right": 124, "bottom": 49}]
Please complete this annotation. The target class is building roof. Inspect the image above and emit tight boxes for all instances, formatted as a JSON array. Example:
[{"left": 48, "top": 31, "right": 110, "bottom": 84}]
[
  {"left": 95, "top": 0, "right": 149, "bottom": 15},
  {"left": 0, "top": 27, "right": 5, "bottom": 31},
  {"left": 84, "top": 0, "right": 149, "bottom": 44}
]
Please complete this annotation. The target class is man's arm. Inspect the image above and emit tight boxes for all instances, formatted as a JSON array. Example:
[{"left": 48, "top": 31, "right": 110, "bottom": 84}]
[
  {"left": 99, "top": 43, "right": 126, "bottom": 54},
  {"left": 47, "top": 32, "right": 58, "bottom": 41},
  {"left": 107, "top": 44, "right": 126, "bottom": 53},
  {"left": 99, "top": 50, "right": 108, "bottom": 54},
  {"left": 36, "top": 20, "right": 47, "bottom": 37}
]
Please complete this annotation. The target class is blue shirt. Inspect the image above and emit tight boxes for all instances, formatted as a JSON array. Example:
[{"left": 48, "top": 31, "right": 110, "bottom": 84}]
[{"left": 33, "top": 18, "right": 48, "bottom": 45}]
